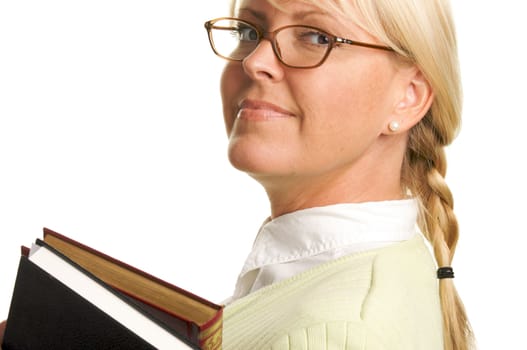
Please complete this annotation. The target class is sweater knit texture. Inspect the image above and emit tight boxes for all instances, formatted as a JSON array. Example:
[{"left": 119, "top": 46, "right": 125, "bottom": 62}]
[{"left": 223, "top": 234, "right": 443, "bottom": 349}]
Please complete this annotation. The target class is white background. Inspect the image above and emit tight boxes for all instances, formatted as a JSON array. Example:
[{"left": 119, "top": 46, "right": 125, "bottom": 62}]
[{"left": 0, "top": 1, "right": 525, "bottom": 349}]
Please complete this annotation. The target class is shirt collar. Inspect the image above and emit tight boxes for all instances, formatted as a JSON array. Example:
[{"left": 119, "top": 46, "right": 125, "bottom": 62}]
[{"left": 239, "top": 199, "right": 419, "bottom": 276}]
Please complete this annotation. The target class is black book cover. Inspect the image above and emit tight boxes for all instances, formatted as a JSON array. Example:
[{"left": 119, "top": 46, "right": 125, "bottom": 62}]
[{"left": 2, "top": 256, "right": 158, "bottom": 350}]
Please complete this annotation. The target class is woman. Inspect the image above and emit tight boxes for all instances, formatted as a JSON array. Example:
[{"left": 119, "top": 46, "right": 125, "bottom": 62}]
[
  {"left": 205, "top": 0, "right": 474, "bottom": 349},
  {"left": 0, "top": 0, "right": 472, "bottom": 349}
]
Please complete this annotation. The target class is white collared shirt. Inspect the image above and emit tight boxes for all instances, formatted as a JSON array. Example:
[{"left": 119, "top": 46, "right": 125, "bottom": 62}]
[{"left": 228, "top": 199, "right": 420, "bottom": 303}]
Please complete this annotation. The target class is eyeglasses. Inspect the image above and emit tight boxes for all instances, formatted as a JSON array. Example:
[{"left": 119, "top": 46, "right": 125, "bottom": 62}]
[{"left": 204, "top": 17, "right": 394, "bottom": 69}]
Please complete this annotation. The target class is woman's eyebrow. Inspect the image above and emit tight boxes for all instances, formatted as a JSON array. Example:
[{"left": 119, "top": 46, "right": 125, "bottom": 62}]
[
  {"left": 291, "top": 10, "right": 330, "bottom": 21},
  {"left": 237, "top": 7, "right": 267, "bottom": 21},
  {"left": 237, "top": 7, "right": 330, "bottom": 23}
]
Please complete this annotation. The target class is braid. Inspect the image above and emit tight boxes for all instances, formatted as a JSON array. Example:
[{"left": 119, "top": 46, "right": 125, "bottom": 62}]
[{"left": 403, "top": 115, "right": 474, "bottom": 350}]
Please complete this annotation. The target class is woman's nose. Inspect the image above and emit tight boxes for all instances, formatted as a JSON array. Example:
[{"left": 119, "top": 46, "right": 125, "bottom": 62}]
[{"left": 242, "top": 39, "right": 285, "bottom": 82}]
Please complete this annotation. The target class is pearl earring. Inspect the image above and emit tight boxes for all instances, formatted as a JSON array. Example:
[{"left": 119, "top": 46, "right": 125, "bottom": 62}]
[{"left": 389, "top": 121, "right": 400, "bottom": 132}]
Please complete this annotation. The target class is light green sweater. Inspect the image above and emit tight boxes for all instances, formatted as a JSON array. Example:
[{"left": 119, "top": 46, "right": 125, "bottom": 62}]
[{"left": 223, "top": 235, "right": 444, "bottom": 349}]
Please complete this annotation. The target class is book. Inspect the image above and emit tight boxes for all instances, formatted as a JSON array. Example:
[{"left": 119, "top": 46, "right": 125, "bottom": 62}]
[{"left": 2, "top": 228, "right": 223, "bottom": 350}]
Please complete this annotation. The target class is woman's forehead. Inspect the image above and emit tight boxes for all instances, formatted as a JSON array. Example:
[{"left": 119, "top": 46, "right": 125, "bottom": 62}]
[
  {"left": 235, "top": 0, "right": 339, "bottom": 12},
  {"left": 234, "top": 0, "right": 359, "bottom": 23}
]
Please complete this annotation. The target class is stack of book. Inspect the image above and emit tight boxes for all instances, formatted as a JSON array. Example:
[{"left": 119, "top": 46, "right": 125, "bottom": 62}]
[{"left": 2, "top": 228, "right": 223, "bottom": 350}]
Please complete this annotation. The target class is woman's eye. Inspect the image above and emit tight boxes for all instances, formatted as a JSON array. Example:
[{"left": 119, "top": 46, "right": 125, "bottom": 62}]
[
  {"left": 298, "top": 30, "right": 330, "bottom": 46},
  {"left": 237, "top": 25, "right": 258, "bottom": 41}
]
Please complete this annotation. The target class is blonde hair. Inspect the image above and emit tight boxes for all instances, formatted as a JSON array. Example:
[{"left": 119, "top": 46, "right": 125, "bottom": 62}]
[
  {"left": 230, "top": 0, "right": 474, "bottom": 349},
  {"left": 346, "top": 2, "right": 474, "bottom": 350}
]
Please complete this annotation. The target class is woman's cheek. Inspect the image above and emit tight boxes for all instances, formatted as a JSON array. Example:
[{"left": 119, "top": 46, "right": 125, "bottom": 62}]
[{"left": 220, "top": 64, "right": 244, "bottom": 135}]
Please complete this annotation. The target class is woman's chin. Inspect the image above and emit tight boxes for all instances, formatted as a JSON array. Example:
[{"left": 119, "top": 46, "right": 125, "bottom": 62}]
[
  {"left": 228, "top": 152, "right": 273, "bottom": 175},
  {"left": 227, "top": 144, "right": 289, "bottom": 178}
]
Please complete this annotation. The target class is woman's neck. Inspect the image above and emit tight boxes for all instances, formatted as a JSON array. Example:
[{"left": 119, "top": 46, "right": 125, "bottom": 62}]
[{"left": 258, "top": 167, "right": 406, "bottom": 219}]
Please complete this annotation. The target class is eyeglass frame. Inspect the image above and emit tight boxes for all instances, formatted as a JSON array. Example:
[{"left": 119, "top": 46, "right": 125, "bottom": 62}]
[{"left": 204, "top": 17, "right": 394, "bottom": 69}]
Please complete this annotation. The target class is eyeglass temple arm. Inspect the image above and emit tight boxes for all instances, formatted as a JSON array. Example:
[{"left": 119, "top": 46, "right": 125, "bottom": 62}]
[
  {"left": 335, "top": 37, "right": 393, "bottom": 52},
  {"left": 205, "top": 23, "right": 238, "bottom": 32}
]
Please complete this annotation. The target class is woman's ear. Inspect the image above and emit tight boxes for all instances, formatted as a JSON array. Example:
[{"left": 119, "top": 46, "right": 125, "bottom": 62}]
[{"left": 384, "top": 68, "right": 434, "bottom": 134}]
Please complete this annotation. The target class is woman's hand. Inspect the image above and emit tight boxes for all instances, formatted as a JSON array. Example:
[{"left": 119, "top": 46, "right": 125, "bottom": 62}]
[{"left": 0, "top": 320, "right": 6, "bottom": 348}]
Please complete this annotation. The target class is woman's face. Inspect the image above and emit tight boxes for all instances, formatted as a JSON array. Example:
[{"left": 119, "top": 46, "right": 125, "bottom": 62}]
[{"left": 221, "top": 0, "right": 409, "bottom": 192}]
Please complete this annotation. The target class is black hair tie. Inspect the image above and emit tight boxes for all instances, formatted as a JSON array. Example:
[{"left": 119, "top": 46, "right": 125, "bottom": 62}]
[{"left": 437, "top": 267, "right": 455, "bottom": 279}]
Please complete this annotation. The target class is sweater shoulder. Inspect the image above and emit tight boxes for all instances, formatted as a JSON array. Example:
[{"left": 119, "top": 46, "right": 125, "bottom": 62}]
[{"left": 223, "top": 235, "right": 443, "bottom": 350}]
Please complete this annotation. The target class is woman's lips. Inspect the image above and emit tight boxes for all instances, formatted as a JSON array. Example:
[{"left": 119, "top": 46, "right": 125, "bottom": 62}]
[{"left": 237, "top": 99, "right": 296, "bottom": 121}]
